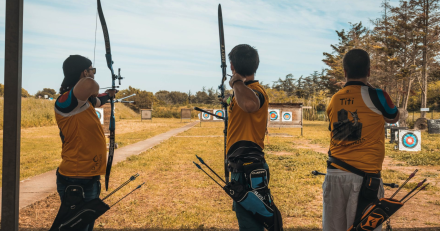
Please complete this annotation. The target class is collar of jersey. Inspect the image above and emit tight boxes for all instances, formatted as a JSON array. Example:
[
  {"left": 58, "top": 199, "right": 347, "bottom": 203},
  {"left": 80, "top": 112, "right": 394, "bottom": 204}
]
[
  {"left": 344, "top": 81, "right": 367, "bottom": 87},
  {"left": 245, "top": 80, "right": 259, "bottom": 85}
]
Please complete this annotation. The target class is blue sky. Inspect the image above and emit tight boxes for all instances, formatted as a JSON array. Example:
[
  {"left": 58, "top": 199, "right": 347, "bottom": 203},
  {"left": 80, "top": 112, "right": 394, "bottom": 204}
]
[{"left": 0, "top": 0, "right": 397, "bottom": 95}]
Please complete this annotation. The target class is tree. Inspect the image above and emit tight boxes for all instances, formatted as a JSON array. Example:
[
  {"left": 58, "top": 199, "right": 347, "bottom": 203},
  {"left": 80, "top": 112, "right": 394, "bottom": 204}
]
[
  {"left": 35, "top": 88, "right": 57, "bottom": 99},
  {"left": 322, "top": 22, "right": 369, "bottom": 91},
  {"left": 413, "top": 0, "right": 440, "bottom": 117}
]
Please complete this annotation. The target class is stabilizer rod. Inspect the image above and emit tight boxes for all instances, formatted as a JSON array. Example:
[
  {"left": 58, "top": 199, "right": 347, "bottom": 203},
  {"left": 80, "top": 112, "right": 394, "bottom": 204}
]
[{"left": 194, "top": 107, "right": 224, "bottom": 120}]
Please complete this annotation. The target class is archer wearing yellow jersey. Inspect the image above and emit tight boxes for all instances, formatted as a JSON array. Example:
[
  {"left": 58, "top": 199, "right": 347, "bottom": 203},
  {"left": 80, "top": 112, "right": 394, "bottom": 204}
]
[
  {"left": 323, "top": 49, "right": 399, "bottom": 231},
  {"left": 53, "top": 55, "right": 116, "bottom": 231},
  {"left": 225, "top": 44, "right": 283, "bottom": 231}
]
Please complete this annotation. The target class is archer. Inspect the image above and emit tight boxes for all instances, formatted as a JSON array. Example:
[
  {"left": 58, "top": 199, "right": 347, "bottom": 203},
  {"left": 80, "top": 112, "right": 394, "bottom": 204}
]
[
  {"left": 223, "top": 44, "right": 283, "bottom": 231},
  {"left": 324, "top": 49, "right": 400, "bottom": 231},
  {"left": 54, "top": 55, "right": 117, "bottom": 231}
]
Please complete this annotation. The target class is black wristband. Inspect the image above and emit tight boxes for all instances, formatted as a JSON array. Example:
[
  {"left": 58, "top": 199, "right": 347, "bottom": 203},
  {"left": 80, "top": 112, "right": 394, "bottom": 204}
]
[{"left": 97, "top": 93, "right": 110, "bottom": 106}]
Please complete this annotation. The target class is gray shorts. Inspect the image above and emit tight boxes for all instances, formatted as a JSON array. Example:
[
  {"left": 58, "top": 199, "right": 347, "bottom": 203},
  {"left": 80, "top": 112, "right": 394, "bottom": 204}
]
[{"left": 322, "top": 169, "right": 384, "bottom": 231}]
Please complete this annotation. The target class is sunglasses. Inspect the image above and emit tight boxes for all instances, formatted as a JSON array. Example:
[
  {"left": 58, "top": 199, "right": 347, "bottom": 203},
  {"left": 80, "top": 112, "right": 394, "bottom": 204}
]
[{"left": 87, "top": 68, "right": 96, "bottom": 74}]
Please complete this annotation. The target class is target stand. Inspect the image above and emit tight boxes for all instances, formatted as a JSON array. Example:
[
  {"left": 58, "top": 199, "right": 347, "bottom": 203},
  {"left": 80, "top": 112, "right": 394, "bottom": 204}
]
[
  {"left": 397, "top": 130, "right": 421, "bottom": 152},
  {"left": 268, "top": 103, "right": 303, "bottom": 129},
  {"left": 198, "top": 109, "right": 224, "bottom": 125},
  {"left": 141, "top": 109, "right": 153, "bottom": 122},
  {"left": 95, "top": 108, "right": 104, "bottom": 125},
  {"left": 181, "top": 108, "right": 192, "bottom": 122}
]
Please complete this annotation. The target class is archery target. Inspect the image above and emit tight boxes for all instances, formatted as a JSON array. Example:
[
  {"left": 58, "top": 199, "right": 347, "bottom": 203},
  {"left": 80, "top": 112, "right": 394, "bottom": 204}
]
[
  {"left": 386, "top": 122, "right": 399, "bottom": 127},
  {"left": 202, "top": 112, "right": 211, "bottom": 120},
  {"left": 213, "top": 109, "right": 224, "bottom": 121},
  {"left": 399, "top": 130, "right": 421, "bottom": 152},
  {"left": 269, "top": 109, "right": 280, "bottom": 121},
  {"left": 95, "top": 108, "right": 104, "bottom": 124},
  {"left": 282, "top": 111, "right": 292, "bottom": 122}
]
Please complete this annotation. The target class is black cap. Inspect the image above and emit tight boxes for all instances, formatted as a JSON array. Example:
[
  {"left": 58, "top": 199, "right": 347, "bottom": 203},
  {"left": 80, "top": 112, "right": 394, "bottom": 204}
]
[{"left": 61, "top": 55, "right": 92, "bottom": 90}]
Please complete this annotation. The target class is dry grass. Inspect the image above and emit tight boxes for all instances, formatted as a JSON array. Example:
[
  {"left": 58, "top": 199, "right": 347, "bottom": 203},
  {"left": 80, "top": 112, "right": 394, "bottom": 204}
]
[
  {"left": 0, "top": 118, "right": 186, "bottom": 185},
  {"left": 18, "top": 121, "right": 440, "bottom": 230},
  {"left": 0, "top": 97, "right": 139, "bottom": 129}
]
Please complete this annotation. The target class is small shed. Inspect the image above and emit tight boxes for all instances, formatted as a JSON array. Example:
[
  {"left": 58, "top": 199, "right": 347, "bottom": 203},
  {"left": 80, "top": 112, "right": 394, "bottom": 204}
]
[{"left": 268, "top": 103, "right": 303, "bottom": 128}]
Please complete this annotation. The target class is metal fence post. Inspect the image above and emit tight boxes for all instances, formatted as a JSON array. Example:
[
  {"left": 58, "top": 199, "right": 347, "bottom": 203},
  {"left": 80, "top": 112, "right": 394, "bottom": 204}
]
[{"left": 1, "top": 0, "right": 23, "bottom": 230}]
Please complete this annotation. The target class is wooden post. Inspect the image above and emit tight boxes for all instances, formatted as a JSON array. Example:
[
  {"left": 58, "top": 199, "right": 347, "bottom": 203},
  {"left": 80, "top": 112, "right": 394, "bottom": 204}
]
[
  {"left": 2, "top": 0, "right": 23, "bottom": 230},
  {"left": 301, "top": 105, "right": 304, "bottom": 136}
]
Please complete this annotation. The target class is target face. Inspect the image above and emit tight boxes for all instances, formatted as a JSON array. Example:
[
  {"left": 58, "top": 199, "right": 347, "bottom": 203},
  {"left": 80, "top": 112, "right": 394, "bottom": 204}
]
[
  {"left": 269, "top": 109, "right": 280, "bottom": 121},
  {"left": 95, "top": 108, "right": 104, "bottom": 124},
  {"left": 202, "top": 112, "right": 211, "bottom": 120},
  {"left": 213, "top": 109, "right": 224, "bottom": 121},
  {"left": 282, "top": 111, "right": 292, "bottom": 122},
  {"left": 386, "top": 122, "right": 399, "bottom": 127},
  {"left": 398, "top": 130, "right": 421, "bottom": 152},
  {"left": 402, "top": 133, "right": 418, "bottom": 148}
]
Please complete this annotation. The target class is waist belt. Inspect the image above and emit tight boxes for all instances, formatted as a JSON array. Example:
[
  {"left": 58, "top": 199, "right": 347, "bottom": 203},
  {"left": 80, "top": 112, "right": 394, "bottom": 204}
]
[
  {"left": 328, "top": 157, "right": 383, "bottom": 231},
  {"left": 228, "top": 158, "right": 266, "bottom": 173},
  {"left": 56, "top": 169, "right": 100, "bottom": 189},
  {"left": 327, "top": 157, "right": 381, "bottom": 178}
]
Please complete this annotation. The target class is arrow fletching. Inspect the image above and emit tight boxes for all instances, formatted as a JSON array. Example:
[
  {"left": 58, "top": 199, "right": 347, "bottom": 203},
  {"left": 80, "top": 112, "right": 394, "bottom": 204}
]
[
  {"left": 196, "top": 155, "right": 205, "bottom": 165},
  {"left": 193, "top": 161, "right": 202, "bottom": 169}
]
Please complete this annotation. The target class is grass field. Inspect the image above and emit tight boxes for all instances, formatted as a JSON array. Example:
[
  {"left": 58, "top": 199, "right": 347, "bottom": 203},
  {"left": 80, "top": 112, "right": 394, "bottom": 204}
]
[
  {"left": 18, "top": 121, "right": 440, "bottom": 230},
  {"left": 0, "top": 118, "right": 186, "bottom": 185},
  {"left": 0, "top": 97, "right": 139, "bottom": 129}
]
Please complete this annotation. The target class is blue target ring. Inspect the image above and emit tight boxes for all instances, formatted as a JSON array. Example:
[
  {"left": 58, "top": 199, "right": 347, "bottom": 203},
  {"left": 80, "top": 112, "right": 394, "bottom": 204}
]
[
  {"left": 96, "top": 111, "right": 102, "bottom": 119},
  {"left": 283, "top": 113, "right": 291, "bottom": 120},
  {"left": 269, "top": 111, "right": 278, "bottom": 120},
  {"left": 215, "top": 110, "right": 224, "bottom": 117},
  {"left": 402, "top": 133, "right": 418, "bottom": 148},
  {"left": 203, "top": 113, "right": 210, "bottom": 119}
]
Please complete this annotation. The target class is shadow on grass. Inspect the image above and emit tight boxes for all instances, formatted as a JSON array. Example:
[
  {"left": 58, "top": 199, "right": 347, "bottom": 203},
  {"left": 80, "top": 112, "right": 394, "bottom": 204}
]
[{"left": 17, "top": 228, "right": 440, "bottom": 231}]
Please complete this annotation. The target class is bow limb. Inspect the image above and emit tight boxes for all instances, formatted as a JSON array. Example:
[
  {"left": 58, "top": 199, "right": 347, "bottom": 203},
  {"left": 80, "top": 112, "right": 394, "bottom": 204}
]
[
  {"left": 218, "top": 4, "right": 229, "bottom": 183},
  {"left": 97, "top": 0, "right": 116, "bottom": 191}
]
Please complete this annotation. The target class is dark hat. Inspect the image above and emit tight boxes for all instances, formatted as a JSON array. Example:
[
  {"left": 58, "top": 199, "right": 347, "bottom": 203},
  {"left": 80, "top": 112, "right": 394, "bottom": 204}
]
[{"left": 61, "top": 55, "right": 92, "bottom": 90}]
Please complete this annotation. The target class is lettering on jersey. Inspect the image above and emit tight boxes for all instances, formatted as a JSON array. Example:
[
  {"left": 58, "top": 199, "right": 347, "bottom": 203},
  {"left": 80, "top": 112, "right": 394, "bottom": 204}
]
[
  {"left": 332, "top": 109, "right": 362, "bottom": 141},
  {"left": 339, "top": 97, "right": 355, "bottom": 105},
  {"left": 331, "top": 138, "right": 366, "bottom": 147}
]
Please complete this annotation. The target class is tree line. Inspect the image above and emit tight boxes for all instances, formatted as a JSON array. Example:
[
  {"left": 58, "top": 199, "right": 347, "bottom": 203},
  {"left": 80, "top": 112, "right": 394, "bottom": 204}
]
[{"left": 323, "top": 0, "right": 440, "bottom": 117}]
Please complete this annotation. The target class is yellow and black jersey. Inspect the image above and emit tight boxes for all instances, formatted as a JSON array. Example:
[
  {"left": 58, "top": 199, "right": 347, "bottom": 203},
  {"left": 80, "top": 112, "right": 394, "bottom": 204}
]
[
  {"left": 327, "top": 81, "right": 398, "bottom": 173},
  {"left": 226, "top": 81, "right": 269, "bottom": 159},
  {"left": 54, "top": 89, "right": 107, "bottom": 177}
]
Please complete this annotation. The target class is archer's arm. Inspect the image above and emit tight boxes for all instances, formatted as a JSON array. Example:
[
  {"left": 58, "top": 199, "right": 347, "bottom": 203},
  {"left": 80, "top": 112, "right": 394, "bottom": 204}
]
[
  {"left": 73, "top": 77, "right": 99, "bottom": 101},
  {"left": 232, "top": 79, "right": 260, "bottom": 113}
]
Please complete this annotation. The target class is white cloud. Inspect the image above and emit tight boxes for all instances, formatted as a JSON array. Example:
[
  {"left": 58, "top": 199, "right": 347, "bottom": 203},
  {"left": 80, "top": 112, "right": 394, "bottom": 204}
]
[{"left": 0, "top": 0, "right": 389, "bottom": 94}]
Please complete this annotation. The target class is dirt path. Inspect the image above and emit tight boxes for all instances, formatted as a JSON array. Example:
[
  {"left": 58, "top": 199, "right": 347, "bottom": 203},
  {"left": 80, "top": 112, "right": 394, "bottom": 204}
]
[
  {"left": 0, "top": 121, "right": 199, "bottom": 218},
  {"left": 288, "top": 139, "right": 440, "bottom": 229}
]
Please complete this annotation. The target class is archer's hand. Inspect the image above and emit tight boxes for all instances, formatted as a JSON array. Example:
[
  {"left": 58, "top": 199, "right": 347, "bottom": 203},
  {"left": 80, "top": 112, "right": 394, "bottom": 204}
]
[
  {"left": 105, "top": 89, "right": 118, "bottom": 97},
  {"left": 229, "top": 73, "right": 246, "bottom": 88}
]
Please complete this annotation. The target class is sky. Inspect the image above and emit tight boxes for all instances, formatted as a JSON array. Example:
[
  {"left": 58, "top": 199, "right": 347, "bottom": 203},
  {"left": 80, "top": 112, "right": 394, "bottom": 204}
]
[{"left": 0, "top": 0, "right": 398, "bottom": 95}]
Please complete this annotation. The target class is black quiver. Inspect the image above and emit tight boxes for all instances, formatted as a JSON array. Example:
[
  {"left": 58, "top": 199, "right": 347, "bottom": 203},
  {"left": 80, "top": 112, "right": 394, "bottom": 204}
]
[
  {"left": 327, "top": 157, "right": 405, "bottom": 231},
  {"left": 347, "top": 198, "right": 403, "bottom": 231},
  {"left": 49, "top": 185, "right": 110, "bottom": 231},
  {"left": 224, "top": 161, "right": 283, "bottom": 231}
]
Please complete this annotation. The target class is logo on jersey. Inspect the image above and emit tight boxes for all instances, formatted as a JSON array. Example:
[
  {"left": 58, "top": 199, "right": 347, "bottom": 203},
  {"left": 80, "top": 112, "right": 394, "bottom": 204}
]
[{"left": 332, "top": 109, "right": 362, "bottom": 142}]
